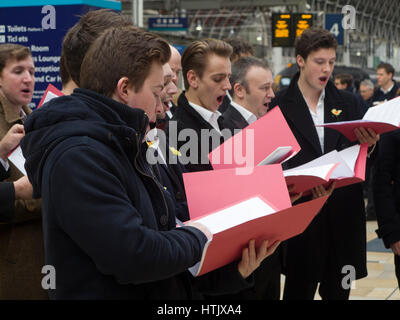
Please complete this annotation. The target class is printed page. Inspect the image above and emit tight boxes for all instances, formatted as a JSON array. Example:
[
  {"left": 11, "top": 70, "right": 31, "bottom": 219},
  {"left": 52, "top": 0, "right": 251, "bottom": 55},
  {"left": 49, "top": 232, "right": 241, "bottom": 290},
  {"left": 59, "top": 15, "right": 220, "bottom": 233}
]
[
  {"left": 363, "top": 96, "right": 400, "bottom": 126},
  {"left": 286, "top": 148, "right": 355, "bottom": 179},
  {"left": 283, "top": 163, "right": 338, "bottom": 180},
  {"left": 193, "top": 196, "right": 276, "bottom": 234},
  {"left": 8, "top": 146, "right": 26, "bottom": 176}
]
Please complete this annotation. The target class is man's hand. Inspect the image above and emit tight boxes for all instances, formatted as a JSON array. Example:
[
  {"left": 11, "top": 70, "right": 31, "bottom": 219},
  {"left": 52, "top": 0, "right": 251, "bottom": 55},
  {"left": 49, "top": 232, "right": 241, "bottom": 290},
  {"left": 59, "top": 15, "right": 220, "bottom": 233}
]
[
  {"left": 0, "top": 124, "right": 25, "bottom": 160},
  {"left": 354, "top": 127, "right": 379, "bottom": 147},
  {"left": 311, "top": 181, "right": 336, "bottom": 200},
  {"left": 13, "top": 176, "right": 33, "bottom": 200},
  {"left": 287, "top": 184, "right": 303, "bottom": 203},
  {"left": 238, "top": 239, "right": 281, "bottom": 279},
  {"left": 390, "top": 240, "right": 400, "bottom": 256}
]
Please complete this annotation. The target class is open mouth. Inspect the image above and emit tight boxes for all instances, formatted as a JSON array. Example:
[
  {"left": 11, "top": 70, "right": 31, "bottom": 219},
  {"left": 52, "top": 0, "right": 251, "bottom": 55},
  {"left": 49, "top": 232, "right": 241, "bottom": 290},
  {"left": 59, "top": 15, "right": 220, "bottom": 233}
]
[
  {"left": 319, "top": 76, "right": 328, "bottom": 83},
  {"left": 162, "top": 101, "right": 171, "bottom": 111},
  {"left": 217, "top": 95, "right": 225, "bottom": 105},
  {"left": 21, "top": 89, "right": 31, "bottom": 94}
]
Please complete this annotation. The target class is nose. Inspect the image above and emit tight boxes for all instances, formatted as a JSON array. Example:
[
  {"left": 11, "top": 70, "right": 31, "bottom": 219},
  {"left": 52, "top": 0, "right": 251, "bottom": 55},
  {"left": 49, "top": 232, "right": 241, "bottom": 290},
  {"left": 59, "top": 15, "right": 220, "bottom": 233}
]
[
  {"left": 155, "top": 96, "right": 163, "bottom": 115},
  {"left": 223, "top": 77, "right": 231, "bottom": 91},
  {"left": 23, "top": 70, "right": 34, "bottom": 83},
  {"left": 268, "top": 87, "right": 275, "bottom": 99}
]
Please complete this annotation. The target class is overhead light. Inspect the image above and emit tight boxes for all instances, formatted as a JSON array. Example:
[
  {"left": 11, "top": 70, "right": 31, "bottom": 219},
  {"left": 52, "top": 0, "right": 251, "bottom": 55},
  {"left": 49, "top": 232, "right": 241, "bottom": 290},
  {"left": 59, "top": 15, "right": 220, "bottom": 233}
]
[{"left": 195, "top": 20, "right": 202, "bottom": 32}]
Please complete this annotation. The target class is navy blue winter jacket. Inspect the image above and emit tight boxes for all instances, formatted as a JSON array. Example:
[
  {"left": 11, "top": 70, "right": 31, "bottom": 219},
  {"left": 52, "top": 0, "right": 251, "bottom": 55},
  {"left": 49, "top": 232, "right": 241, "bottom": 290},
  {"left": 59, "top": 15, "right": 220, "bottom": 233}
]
[{"left": 20, "top": 88, "right": 208, "bottom": 299}]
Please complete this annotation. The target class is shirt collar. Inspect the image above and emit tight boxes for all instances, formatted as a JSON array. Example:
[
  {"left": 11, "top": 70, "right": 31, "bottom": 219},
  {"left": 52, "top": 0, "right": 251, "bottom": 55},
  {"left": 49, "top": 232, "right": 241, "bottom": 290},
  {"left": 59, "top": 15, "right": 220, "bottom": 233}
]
[
  {"left": 381, "top": 83, "right": 394, "bottom": 94},
  {"left": 230, "top": 100, "right": 257, "bottom": 125},
  {"left": 188, "top": 101, "right": 221, "bottom": 123}
]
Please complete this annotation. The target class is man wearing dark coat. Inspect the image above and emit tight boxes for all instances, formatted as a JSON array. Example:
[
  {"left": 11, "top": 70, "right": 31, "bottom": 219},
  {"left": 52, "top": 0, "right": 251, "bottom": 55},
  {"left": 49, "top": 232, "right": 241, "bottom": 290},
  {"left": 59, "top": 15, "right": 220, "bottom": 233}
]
[{"left": 270, "top": 27, "right": 379, "bottom": 300}]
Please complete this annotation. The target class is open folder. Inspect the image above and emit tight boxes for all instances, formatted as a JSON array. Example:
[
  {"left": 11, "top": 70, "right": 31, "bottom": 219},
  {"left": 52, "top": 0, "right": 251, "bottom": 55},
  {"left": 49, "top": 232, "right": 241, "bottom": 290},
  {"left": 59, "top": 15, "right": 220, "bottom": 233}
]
[
  {"left": 185, "top": 195, "right": 328, "bottom": 277},
  {"left": 208, "top": 107, "right": 301, "bottom": 170},
  {"left": 283, "top": 143, "right": 368, "bottom": 194},
  {"left": 316, "top": 96, "right": 400, "bottom": 141},
  {"left": 183, "top": 165, "right": 292, "bottom": 220}
]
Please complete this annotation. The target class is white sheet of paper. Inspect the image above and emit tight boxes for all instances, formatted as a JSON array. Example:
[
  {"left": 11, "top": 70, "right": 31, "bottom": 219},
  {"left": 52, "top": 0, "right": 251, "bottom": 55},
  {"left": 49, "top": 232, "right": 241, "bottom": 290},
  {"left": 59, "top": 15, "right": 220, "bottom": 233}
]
[
  {"left": 285, "top": 145, "right": 360, "bottom": 179},
  {"left": 283, "top": 163, "right": 338, "bottom": 180},
  {"left": 363, "top": 96, "right": 400, "bottom": 125},
  {"left": 42, "top": 90, "right": 60, "bottom": 105},
  {"left": 8, "top": 145, "right": 26, "bottom": 176},
  {"left": 194, "top": 196, "right": 276, "bottom": 234},
  {"left": 257, "top": 146, "right": 293, "bottom": 166}
]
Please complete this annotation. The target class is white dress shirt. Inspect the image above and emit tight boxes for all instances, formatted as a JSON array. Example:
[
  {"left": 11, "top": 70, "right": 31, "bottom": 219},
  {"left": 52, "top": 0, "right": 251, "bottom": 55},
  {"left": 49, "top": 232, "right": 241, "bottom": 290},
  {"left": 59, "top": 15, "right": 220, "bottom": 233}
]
[
  {"left": 188, "top": 102, "right": 222, "bottom": 134},
  {"left": 230, "top": 100, "right": 257, "bottom": 125},
  {"left": 304, "top": 89, "right": 325, "bottom": 152}
]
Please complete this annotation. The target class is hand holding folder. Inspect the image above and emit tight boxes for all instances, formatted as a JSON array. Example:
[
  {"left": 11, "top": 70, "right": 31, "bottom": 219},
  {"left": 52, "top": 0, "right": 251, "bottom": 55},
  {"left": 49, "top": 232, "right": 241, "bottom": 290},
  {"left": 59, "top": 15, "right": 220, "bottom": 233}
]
[
  {"left": 316, "top": 96, "right": 400, "bottom": 141},
  {"left": 182, "top": 165, "right": 328, "bottom": 276},
  {"left": 283, "top": 143, "right": 368, "bottom": 194}
]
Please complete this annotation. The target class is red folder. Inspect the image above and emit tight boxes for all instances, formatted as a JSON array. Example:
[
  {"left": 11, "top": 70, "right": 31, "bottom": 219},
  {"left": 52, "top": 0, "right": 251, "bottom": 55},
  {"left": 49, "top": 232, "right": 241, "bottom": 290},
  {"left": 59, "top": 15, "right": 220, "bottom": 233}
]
[
  {"left": 316, "top": 120, "right": 399, "bottom": 141},
  {"left": 334, "top": 143, "right": 368, "bottom": 189},
  {"left": 284, "top": 163, "right": 339, "bottom": 194},
  {"left": 209, "top": 107, "right": 300, "bottom": 170},
  {"left": 186, "top": 195, "right": 328, "bottom": 276},
  {"left": 284, "top": 143, "right": 368, "bottom": 195},
  {"left": 316, "top": 96, "right": 400, "bottom": 141},
  {"left": 38, "top": 84, "right": 63, "bottom": 108},
  {"left": 182, "top": 165, "right": 292, "bottom": 220}
]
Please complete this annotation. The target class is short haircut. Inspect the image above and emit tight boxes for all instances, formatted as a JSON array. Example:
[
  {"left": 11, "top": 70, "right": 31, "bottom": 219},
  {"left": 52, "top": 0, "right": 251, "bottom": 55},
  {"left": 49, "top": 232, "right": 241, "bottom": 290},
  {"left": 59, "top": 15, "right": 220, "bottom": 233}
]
[
  {"left": 61, "top": 9, "right": 132, "bottom": 86},
  {"left": 360, "top": 79, "right": 374, "bottom": 89},
  {"left": 0, "top": 44, "right": 31, "bottom": 74},
  {"left": 224, "top": 37, "right": 254, "bottom": 61},
  {"left": 181, "top": 38, "right": 232, "bottom": 90},
  {"left": 229, "top": 56, "right": 269, "bottom": 97},
  {"left": 377, "top": 62, "right": 395, "bottom": 78},
  {"left": 295, "top": 27, "right": 337, "bottom": 61},
  {"left": 335, "top": 73, "right": 353, "bottom": 88},
  {"left": 80, "top": 26, "right": 171, "bottom": 97}
]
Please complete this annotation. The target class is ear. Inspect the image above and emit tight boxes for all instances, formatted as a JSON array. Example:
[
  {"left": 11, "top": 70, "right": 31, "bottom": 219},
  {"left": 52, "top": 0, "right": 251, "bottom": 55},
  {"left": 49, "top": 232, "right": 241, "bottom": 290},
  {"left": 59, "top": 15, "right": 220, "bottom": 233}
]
[
  {"left": 187, "top": 70, "right": 198, "bottom": 89},
  {"left": 296, "top": 54, "right": 305, "bottom": 69},
  {"left": 114, "top": 77, "right": 130, "bottom": 105},
  {"left": 233, "top": 82, "right": 245, "bottom": 99}
]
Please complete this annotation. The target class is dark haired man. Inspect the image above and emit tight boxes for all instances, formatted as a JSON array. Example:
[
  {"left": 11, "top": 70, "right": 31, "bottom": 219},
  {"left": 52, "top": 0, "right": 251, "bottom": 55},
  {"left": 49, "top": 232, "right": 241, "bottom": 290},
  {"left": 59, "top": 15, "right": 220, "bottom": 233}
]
[
  {"left": 270, "top": 27, "right": 379, "bottom": 300},
  {"left": 372, "top": 62, "right": 398, "bottom": 106}
]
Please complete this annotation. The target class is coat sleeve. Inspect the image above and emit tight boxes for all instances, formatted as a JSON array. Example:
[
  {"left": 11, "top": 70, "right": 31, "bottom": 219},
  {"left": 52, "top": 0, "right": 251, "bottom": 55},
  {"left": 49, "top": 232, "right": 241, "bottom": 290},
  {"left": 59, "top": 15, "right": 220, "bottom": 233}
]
[
  {"left": 47, "top": 143, "right": 208, "bottom": 285},
  {"left": 373, "top": 132, "right": 400, "bottom": 248},
  {"left": 0, "top": 181, "right": 15, "bottom": 222}
]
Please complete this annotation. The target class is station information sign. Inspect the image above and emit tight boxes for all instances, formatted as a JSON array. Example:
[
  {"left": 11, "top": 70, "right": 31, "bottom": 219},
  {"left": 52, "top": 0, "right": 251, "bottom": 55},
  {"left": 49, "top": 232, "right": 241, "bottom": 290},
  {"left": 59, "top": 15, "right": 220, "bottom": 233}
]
[
  {"left": 0, "top": 0, "right": 120, "bottom": 109},
  {"left": 272, "top": 13, "right": 314, "bottom": 47}
]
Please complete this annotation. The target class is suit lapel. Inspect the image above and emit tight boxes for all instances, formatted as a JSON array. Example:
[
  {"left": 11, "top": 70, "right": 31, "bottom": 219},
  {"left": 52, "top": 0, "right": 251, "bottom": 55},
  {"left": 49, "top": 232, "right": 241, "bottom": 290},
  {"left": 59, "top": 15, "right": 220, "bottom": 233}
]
[
  {"left": 280, "top": 79, "right": 323, "bottom": 156},
  {"left": 223, "top": 105, "right": 249, "bottom": 131}
]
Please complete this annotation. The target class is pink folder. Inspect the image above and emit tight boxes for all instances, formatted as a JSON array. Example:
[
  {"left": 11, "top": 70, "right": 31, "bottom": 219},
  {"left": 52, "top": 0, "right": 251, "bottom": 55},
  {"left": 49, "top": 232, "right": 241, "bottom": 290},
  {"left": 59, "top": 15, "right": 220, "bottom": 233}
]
[
  {"left": 182, "top": 165, "right": 292, "bottom": 220},
  {"left": 284, "top": 163, "right": 339, "bottom": 195},
  {"left": 186, "top": 195, "right": 328, "bottom": 276},
  {"left": 284, "top": 143, "right": 368, "bottom": 196},
  {"left": 317, "top": 120, "right": 399, "bottom": 141},
  {"left": 209, "top": 107, "right": 301, "bottom": 170},
  {"left": 38, "top": 84, "right": 64, "bottom": 108},
  {"left": 334, "top": 143, "right": 368, "bottom": 189}
]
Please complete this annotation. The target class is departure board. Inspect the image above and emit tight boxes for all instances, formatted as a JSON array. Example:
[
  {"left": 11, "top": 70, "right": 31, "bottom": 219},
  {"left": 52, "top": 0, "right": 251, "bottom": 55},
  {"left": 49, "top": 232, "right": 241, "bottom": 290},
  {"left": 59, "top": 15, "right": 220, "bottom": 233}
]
[{"left": 271, "top": 13, "right": 314, "bottom": 47}]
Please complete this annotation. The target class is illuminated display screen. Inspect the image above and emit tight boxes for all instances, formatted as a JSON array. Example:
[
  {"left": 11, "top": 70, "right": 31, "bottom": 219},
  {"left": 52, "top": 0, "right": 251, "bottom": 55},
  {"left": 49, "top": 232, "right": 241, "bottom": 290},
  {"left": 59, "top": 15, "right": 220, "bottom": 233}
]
[{"left": 272, "top": 13, "right": 314, "bottom": 47}]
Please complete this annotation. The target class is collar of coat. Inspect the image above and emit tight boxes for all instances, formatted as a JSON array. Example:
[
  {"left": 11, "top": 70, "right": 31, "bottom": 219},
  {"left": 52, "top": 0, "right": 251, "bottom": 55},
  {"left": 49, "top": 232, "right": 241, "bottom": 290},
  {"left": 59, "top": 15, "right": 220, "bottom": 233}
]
[{"left": 0, "top": 93, "right": 32, "bottom": 124}]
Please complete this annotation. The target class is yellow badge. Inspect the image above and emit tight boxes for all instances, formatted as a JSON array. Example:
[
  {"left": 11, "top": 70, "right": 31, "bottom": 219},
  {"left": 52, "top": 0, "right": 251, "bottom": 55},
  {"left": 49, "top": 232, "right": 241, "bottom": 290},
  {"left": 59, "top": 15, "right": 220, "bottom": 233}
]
[{"left": 169, "top": 146, "right": 182, "bottom": 157}]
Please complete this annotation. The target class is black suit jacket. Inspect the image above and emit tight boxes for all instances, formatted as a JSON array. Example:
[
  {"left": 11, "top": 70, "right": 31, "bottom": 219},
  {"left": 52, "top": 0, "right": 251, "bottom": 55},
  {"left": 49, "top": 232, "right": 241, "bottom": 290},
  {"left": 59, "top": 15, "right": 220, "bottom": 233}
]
[
  {"left": 270, "top": 72, "right": 367, "bottom": 281},
  {"left": 222, "top": 103, "right": 250, "bottom": 132},
  {"left": 373, "top": 129, "right": 400, "bottom": 248},
  {"left": 167, "top": 92, "right": 228, "bottom": 172}
]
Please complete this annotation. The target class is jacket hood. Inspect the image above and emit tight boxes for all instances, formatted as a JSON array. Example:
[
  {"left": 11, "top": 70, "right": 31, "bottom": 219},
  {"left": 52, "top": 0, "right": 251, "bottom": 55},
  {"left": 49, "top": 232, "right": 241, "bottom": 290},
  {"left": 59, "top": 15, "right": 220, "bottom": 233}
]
[{"left": 21, "top": 88, "right": 149, "bottom": 198}]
